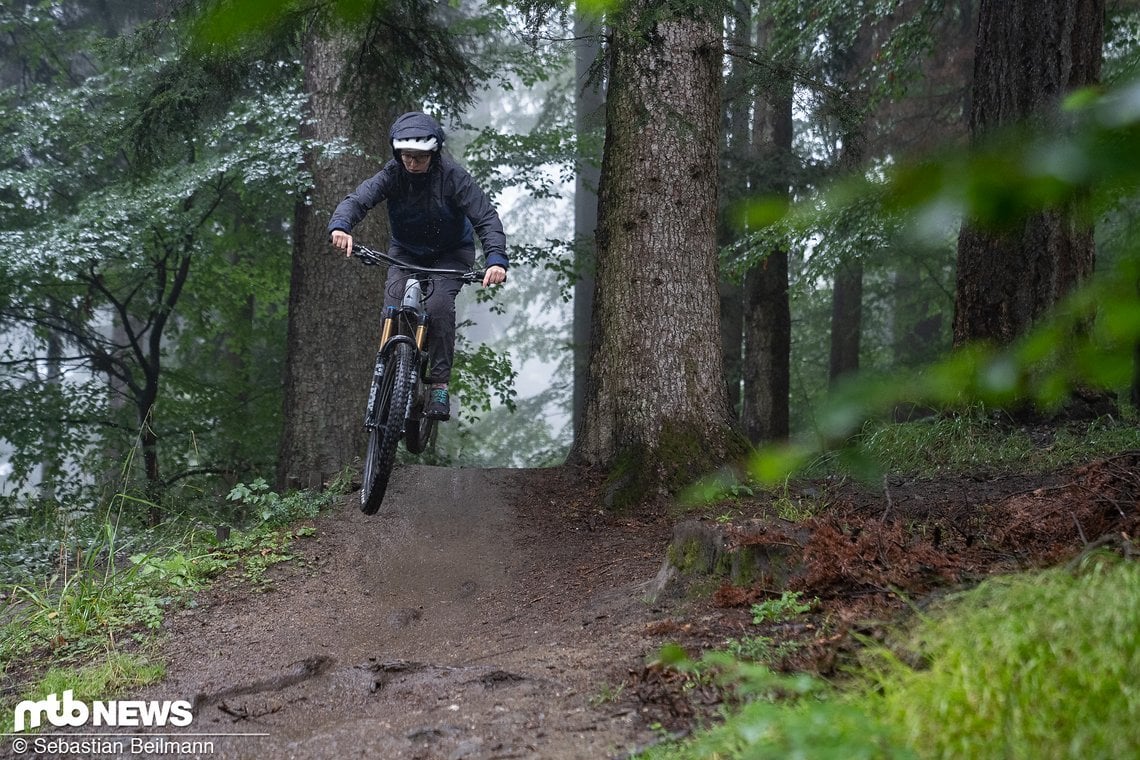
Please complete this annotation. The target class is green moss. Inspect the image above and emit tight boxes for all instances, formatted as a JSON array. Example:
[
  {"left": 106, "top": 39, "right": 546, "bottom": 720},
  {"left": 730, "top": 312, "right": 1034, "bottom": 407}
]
[
  {"left": 729, "top": 553, "right": 756, "bottom": 586},
  {"left": 666, "top": 534, "right": 763, "bottom": 587},
  {"left": 713, "top": 550, "right": 733, "bottom": 577},
  {"left": 667, "top": 537, "right": 712, "bottom": 574},
  {"left": 665, "top": 540, "right": 690, "bottom": 571},
  {"left": 605, "top": 421, "right": 750, "bottom": 512}
]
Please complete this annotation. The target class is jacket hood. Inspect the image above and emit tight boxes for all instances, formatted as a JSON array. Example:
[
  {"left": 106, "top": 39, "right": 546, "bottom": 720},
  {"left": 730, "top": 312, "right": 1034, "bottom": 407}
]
[{"left": 389, "top": 112, "right": 446, "bottom": 160}]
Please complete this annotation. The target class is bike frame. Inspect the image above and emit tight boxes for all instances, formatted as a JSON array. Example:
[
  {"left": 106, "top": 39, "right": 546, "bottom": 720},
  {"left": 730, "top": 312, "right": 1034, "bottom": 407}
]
[
  {"left": 355, "top": 244, "right": 482, "bottom": 431},
  {"left": 353, "top": 243, "right": 485, "bottom": 513}
]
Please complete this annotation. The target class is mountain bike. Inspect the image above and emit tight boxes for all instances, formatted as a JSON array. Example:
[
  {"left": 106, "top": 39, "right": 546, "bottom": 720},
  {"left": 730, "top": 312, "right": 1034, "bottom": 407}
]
[{"left": 353, "top": 244, "right": 485, "bottom": 514}]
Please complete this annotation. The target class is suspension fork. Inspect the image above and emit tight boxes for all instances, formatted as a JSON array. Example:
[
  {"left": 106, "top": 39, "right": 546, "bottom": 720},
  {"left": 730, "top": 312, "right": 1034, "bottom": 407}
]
[
  {"left": 365, "top": 306, "right": 399, "bottom": 428},
  {"left": 414, "top": 311, "right": 428, "bottom": 352}
]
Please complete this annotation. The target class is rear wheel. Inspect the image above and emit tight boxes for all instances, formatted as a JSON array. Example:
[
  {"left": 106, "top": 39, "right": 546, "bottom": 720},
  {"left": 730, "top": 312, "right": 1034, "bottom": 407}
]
[
  {"left": 404, "top": 369, "right": 437, "bottom": 454},
  {"left": 360, "top": 342, "right": 416, "bottom": 514}
]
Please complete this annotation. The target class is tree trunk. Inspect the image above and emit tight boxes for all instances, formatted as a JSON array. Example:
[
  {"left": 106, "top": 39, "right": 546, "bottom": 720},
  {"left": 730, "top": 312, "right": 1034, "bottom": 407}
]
[
  {"left": 720, "top": 280, "right": 743, "bottom": 416},
  {"left": 570, "top": 1, "right": 742, "bottom": 506},
  {"left": 953, "top": 0, "right": 1103, "bottom": 347},
  {"left": 742, "top": 251, "right": 790, "bottom": 441},
  {"left": 828, "top": 259, "right": 864, "bottom": 383},
  {"left": 277, "top": 27, "right": 391, "bottom": 491},
  {"left": 718, "top": 0, "right": 753, "bottom": 420},
  {"left": 572, "top": 8, "right": 604, "bottom": 443},
  {"left": 740, "top": 13, "right": 792, "bottom": 443},
  {"left": 827, "top": 124, "right": 868, "bottom": 385},
  {"left": 37, "top": 331, "right": 63, "bottom": 501},
  {"left": 825, "top": 19, "right": 872, "bottom": 387}
]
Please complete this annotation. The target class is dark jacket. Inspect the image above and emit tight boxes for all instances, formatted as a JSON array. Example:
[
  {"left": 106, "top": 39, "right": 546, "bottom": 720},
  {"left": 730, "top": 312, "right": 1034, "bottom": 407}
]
[{"left": 327, "top": 112, "right": 509, "bottom": 270}]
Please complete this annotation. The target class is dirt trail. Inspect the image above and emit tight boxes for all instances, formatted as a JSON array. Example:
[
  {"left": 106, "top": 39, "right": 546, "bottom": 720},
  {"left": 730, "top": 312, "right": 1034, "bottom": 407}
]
[
  {"left": 18, "top": 451, "right": 1136, "bottom": 760},
  {"left": 113, "top": 465, "right": 669, "bottom": 760}
]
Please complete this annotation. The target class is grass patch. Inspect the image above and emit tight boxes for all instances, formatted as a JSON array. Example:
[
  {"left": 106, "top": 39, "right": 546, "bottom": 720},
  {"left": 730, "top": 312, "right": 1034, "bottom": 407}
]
[
  {"left": 639, "top": 648, "right": 911, "bottom": 759},
  {"left": 848, "top": 410, "right": 1140, "bottom": 477},
  {"left": 640, "top": 552, "right": 1140, "bottom": 759},
  {"left": 867, "top": 551, "right": 1140, "bottom": 759},
  {"left": 0, "top": 476, "right": 349, "bottom": 724},
  {"left": 0, "top": 652, "right": 165, "bottom": 734}
]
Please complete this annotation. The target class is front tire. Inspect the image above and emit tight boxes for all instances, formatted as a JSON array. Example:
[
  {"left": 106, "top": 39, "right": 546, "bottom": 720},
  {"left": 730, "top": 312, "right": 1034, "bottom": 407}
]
[{"left": 360, "top": 342, "right": 416, "bottom": 514}]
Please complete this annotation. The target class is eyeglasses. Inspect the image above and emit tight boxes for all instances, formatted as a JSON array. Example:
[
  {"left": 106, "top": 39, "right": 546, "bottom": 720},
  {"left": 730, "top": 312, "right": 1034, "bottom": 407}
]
[{"left": 401, "top": 152, "right": 432, "bottom": 163}]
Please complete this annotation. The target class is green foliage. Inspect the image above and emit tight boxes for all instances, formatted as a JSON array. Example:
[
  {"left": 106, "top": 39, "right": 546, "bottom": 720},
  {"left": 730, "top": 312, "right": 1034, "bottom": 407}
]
[
  {"left": 866, "top": 553, "right": 1140, "bottom": 760},
  {"left": 677, "top": 470, "right": 757, "bottom": 506},
  {"left": 225, "top": 477, "right": 337, "bottom": 527},
  {"left": 451, "top": 338, "right": 519, "bottom": 423},
  {"left": 0, "top": 12, "right": 305, "bottom": 496},
  {"left": 643, "top": 554, "right": 1140, "bottom": 760},
  {"left": 733, "top": 78, "right": 1140, "bottom": 485},
  {"left": 726, "top": 181, "right": 956, "bottom": 438},
  {"left": 437, "top": 388, "right": 569, "bottom": 468},
  {"left": 641, "top": 646, "right": 912, "bottom": 760},
  {"left": 1, "top": 527, "right": 202, "bottom": 665},
  {"left": 723, "top": 634, "right": 802, "bottom": 665},
  {"left": 589, "top": 681, "right": 627, "bottom": 706},
  {"left": 466, "top": 125, "right": 579, "bottom": 200},
  {"left": 849, "top": 410, "right": 1140, "bottom": 477},
  {"left": 0, "top": 653, "right": 165, "bottom": 734},
  {"left": 0, "top": 476, "right": 340, "bottom": 680},
  {"left": 750, "top": 590, "right": 815, "bottom": 624}
]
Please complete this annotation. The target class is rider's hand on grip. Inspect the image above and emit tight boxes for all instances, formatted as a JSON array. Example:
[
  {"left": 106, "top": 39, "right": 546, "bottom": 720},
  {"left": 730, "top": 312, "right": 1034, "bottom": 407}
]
[
  {"left": 483, "top": 266, "right": 507, "bottom": 287},
  {"left": 331, "top": 230, "right": 354, "bottom": 257}
]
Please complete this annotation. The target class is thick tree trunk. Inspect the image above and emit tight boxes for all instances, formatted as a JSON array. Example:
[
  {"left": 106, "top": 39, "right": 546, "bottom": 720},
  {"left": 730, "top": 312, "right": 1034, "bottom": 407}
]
[
  {"left": 740, "top": 22, "right": 792, "bottom": 443},
  {"left": 570, "top": 1, "right": 741, "bottom": 505},
  {"left": 572, "top": 10, "right": 604, "bottom": 442},
  {"left": 953, "top": 0, "right": 1103, "bottom": 347},
  {"left": 277, "top": 28, "right": 391, "bottom": 491},
  {"left": 742, "top": 251, "right": 790, "bottom": 441},
  {"left": 719, "top": 0, "right": 753, "bottom": 419}
]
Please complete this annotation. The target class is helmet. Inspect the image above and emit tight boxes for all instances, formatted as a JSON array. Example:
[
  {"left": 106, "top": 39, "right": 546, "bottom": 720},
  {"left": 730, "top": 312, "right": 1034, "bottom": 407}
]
[
  {"left": 390, "top": 112, "right": 444, "bottom": 156},
  {"left": 392, "top": 135, "right": 439, "bottom": 152}
]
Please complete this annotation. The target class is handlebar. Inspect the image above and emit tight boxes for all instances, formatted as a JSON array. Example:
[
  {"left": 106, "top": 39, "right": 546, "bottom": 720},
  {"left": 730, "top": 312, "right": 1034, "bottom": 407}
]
[{"left": 352, "top": 244, "right": 485, "bottom": 284}]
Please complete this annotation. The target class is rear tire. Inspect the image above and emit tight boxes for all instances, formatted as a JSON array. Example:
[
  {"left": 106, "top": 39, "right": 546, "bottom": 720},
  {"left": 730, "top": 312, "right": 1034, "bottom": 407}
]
[
  {"left": 404, "top": 382, "right": 438, "bottom": 454},
  {"left": 360, "top": 342, "right": 416, "bottom": 514}
]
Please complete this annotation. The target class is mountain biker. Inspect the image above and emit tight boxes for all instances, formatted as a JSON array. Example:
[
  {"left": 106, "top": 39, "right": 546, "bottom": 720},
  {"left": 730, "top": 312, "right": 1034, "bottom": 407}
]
[{"left": 328, "top": 111, "right": 508, "bottom": 421}]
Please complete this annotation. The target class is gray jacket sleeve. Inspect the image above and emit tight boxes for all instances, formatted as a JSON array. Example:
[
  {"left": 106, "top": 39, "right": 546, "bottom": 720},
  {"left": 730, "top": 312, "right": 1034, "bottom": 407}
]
[
  {"left": 449, "top": 170, "right": 509, "bottom": 269},
  {"left": 327, "top": 163, "right": 398, "bottom": 235}
]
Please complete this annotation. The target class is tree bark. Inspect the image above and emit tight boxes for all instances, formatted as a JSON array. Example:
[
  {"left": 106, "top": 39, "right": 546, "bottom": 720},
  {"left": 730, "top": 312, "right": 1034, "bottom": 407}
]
[
  {"left": 826, "top": 18, "right": 872, "bottom": 387},
  {"left": 953, "top": 0, "right": 1103, "bottom": 347},
  {"left": 827, "top": 124, "right": 868, "bottom": 385},
  {"left": 828, "top": 259, "right": 864, "bottom": 383},
  {"left": 277, "top": 26, "right": 391, "bottom": 491},
  {"left": 740, "top": 12, "right": 792, "bottom": 443},
  {"left": 572, "top": 8, "right": 604, "bottom": 443},
  {"left": 719, "top": 0, "right": 753, "bottom": 420},
  {"left": 570, "top": 1, "right": 742, "bottom": 505}
]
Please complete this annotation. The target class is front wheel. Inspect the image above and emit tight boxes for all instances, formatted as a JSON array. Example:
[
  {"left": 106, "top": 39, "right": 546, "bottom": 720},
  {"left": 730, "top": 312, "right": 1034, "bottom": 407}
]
[{"left": 360, "top": 341, "right": 416, "bottom": 514}]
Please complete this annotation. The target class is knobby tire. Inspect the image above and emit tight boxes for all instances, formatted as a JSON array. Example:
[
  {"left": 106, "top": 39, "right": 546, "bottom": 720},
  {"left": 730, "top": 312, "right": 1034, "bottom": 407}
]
[
  {"left": 360, "top": 341, "right": 417, "bottom": 514},
  {"left": 404, "top": 361, "right": 436, "bottom": 455}
]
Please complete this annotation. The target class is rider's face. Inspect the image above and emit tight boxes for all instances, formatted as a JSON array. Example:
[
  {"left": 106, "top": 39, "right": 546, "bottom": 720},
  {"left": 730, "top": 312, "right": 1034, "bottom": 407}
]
[{"left": 400, "top": 151, "right": 433, "bottom": 173}]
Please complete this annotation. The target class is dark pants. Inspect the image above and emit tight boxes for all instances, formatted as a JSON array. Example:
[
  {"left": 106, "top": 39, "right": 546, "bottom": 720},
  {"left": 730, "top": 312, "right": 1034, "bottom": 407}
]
[{"left": 383, "top": 244, "right": 475, "bottom": 384}]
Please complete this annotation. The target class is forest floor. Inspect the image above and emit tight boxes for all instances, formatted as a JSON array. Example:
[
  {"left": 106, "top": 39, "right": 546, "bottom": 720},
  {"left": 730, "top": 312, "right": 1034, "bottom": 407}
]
[{"left": 21, "top": 451, "right": 1140, "bottom": 760}]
